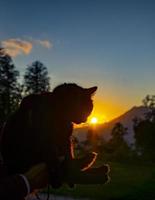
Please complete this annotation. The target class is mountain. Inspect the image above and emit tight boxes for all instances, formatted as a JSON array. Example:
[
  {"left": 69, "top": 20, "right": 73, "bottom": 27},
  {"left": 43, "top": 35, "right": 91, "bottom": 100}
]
[{"left": 73, "top": 106, "right": 148, "bottom": 145}]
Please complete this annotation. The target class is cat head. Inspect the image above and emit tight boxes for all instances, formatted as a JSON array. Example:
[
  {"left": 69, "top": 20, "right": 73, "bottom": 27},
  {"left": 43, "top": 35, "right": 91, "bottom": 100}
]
[{"left": 53, "top": 83, "right": 97, "bottom": 124}]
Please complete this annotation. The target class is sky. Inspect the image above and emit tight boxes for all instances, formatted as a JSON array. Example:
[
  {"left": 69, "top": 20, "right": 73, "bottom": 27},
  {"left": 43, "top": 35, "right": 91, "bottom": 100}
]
[{"left": 0, "top": 0, "right": 155, "bottom": 122}]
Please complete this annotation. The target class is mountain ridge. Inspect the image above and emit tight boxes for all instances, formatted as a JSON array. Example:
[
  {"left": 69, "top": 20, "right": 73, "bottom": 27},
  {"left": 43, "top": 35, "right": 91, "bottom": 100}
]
[{"left": 73, "top": 106, "right": 148, "bottom": 145}]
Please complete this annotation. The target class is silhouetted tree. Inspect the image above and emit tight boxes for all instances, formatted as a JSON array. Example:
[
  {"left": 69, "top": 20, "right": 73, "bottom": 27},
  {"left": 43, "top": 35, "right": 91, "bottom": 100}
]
[
  {"left": 143, "top": 95, "right": 155, "bottom": 122},
  {"left": 0, "top": 48, "right": 22, "bottom": 127},
  {"left": 134, "top": 120, "right": 155, "bottom": 160},
  {"left": 24, "top": 61, "right": 50, "bottom": 95},
  {"left": 111, "top": 122, "right": 127, "bottom": 139},
  {"left": 134, "top": 95, "right": 155, "bottom": 161},
  {"left": 106, "top": 123, "right": 130, "bottom": 161},
  {"left": 143, "top": 95, "right": 155, "bottom": 108}
]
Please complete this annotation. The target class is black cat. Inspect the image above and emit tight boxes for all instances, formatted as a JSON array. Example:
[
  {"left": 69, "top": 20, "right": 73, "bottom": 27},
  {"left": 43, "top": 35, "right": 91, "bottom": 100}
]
[{"left": 1, "top": 83, "right": 109, "bottom": 187}]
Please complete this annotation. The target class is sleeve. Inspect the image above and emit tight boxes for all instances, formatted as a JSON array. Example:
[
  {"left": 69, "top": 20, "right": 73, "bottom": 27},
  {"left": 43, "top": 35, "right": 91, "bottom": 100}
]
[{"left": 0, "top": 174, "right": 28, "bottom": 200}]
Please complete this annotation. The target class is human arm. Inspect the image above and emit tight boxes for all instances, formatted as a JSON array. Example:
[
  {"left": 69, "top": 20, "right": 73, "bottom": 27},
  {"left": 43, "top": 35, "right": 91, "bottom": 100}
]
[
  {"left": 0, "top": 174, "right": 28, "bottom": 200},
  {"left": 0, "top": 163, "right": 49, "bottom": 200}
]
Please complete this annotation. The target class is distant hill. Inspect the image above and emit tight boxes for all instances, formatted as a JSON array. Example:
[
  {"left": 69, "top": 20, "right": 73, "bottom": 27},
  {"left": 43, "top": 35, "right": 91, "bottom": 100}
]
[{"left": 73, "top": 106, "right": 148, "bottom": 145}]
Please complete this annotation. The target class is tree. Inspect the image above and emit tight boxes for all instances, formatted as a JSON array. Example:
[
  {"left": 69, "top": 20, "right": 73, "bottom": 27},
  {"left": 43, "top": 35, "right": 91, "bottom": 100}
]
[
  {"left": 0, "top": 48, "right": 22, "bottom": 127},
  {"left": 24, "top": 61, "right": 50, "bottom": 95},
  {"left": 134, "top": 120, "right": 155, "bottom": 160},
  {"left": 111, "top": 122, "right": 128, "bottom": 139},
  {"left": 106, "top": 123, "right": 130, "bottom": 161},
  {"left": 142, "top": 95, "right": 155, "bottom": 122},
  {"left": 134, "top": 95, "right": 155, "bottom": 161}
]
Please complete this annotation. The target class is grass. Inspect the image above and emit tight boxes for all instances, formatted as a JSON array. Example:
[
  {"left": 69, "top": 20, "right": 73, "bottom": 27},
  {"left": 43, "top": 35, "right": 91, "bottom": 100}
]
[{"left": 47, "top": 162, "right": 155, "bottom": 200}]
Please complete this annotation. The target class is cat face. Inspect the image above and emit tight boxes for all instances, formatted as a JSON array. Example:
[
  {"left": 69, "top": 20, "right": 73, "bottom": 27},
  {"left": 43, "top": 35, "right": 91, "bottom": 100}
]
[
  {"left": 71, "top": 87, "right": 97, "bottom": 124},
  {"left": 53, "top": 84, "right": 97, "bottom": 124}
]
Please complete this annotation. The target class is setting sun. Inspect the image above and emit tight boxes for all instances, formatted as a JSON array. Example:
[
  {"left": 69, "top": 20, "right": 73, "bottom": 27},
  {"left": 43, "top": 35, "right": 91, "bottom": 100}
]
[
  {"left": 87, "top": 111, "right": 108, "bottom": 125},
  {"left": 90, "top": 117, "right": 98, "bottom": 124}
]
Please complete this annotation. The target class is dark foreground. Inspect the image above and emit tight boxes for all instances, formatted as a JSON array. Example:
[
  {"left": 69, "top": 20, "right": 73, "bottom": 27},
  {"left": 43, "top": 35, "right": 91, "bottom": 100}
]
[{"left": 45, "top": 162, "right": 155, "bottom": 200}]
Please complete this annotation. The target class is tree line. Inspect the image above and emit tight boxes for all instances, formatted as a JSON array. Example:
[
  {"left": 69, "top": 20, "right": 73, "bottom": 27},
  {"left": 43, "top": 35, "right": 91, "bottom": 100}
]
[{"left": 0, "top": 48, "right": 50, "bottom": 129}]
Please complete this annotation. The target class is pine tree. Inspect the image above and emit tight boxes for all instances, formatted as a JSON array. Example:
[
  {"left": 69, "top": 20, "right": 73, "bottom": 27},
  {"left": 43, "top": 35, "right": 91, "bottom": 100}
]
[
  {"left": 24, "top": 61, "right": 50, "bottom": 95},
  {"left": 0, "top": 48, "right": 22, "bottom": 127}
]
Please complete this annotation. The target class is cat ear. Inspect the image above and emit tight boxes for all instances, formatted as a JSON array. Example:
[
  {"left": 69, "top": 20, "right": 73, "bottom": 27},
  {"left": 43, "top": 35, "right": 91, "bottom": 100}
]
[{"left": 85, "top": 86, "right": 97, "bottom": 96}]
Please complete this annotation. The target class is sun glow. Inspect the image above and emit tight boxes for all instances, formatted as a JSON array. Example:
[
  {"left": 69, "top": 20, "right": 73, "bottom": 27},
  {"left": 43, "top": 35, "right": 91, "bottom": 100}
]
[
  {"left": 90, "top": 117, "right": 98, "bottom": 124},
  {"left": 87, "top": 112, "right": 108, "bottom": 125}
]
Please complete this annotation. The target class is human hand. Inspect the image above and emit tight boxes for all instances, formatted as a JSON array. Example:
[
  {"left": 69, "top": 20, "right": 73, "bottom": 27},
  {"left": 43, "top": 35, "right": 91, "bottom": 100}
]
[{"left": 24, "top": 163, "right": 49, "bottom": 192}]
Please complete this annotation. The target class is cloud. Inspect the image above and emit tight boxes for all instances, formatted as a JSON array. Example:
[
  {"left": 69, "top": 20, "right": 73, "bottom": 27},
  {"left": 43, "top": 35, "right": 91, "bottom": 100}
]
[
  {"left": 1, "top": 39, "right": 33, "bottom": 57},
  {"left": 35, "top": 40, "right": 52, "bottom": 48},
  {"left": 1, "top": 38, "right": 53, "bottom": 57}
]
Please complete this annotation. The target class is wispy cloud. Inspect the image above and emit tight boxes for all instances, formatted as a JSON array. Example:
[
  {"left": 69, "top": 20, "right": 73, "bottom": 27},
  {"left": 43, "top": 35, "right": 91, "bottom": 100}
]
[
  {"left": 1, "top": 38, "right": 53, "bottom": 57},
  {"left": 1, "top": 39, "right": 32, "bottom": 57},
  {"left": 35, "top": 40, "right": 52, "bottom": 48}
]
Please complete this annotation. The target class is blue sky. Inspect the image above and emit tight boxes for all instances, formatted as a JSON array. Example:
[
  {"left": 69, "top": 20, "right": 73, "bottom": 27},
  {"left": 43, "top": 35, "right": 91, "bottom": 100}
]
[{"left": 0, "top": 0, "right": 155, "bottom": 120}]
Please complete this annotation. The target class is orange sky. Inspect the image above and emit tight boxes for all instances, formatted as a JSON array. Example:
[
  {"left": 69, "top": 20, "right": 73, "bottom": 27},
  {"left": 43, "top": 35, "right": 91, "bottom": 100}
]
[{"left": 87, "top": 95, "right": 141, "bottom": 124}]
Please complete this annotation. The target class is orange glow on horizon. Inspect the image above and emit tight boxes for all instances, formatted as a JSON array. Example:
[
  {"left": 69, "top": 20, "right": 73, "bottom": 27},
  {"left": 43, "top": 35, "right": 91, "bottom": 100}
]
[
  {"left": 88, "top": 96, "right": 128, "bottom": 123},
  {"left": 74, "top": 96, "right": 130, "bottom": 128}
]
